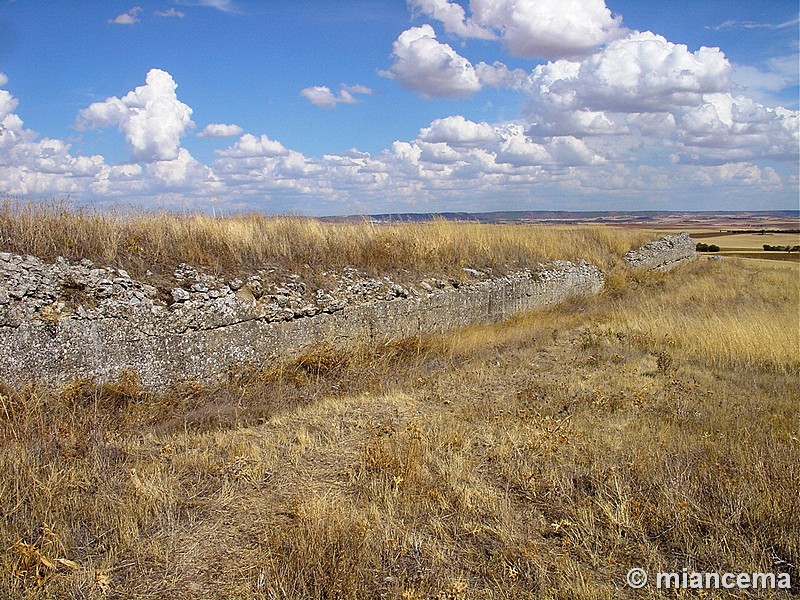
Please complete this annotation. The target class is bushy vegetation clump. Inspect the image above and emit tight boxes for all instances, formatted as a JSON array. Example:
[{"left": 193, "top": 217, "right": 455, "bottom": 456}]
[
  {"left": 696, "top": 242, "right": 720, "bottom": 252},
  {"left": 763, "top": 244, "right": 800, "bottom": 252}
]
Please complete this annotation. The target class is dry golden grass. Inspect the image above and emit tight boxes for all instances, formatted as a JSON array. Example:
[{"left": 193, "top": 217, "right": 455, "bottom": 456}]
[
  {"left": 1, "top": 223, "right": 798, "bottom": 597},
  {"left": 0, "top": 199, "right": 648, "bottom": 281},
  {"left": 600, "top": 259, "right": 800, "bottom": 374}
]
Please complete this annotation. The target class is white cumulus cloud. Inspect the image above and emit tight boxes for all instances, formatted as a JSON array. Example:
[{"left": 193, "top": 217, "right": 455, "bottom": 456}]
[
  {"left": 300, "top": 84, "right": 374, "bottom": 108},
  {"left": 0, "top": 75, "right": 111, "bottom": 198},
  {"left": 418, "top": 115, "right": 500, "bottom": 146},
  {"left": 675, "top": 93, "right": 799, "bottom": 163},
  {"left": 475, "top": 61, "right": 528, "bottom": 89},
  {"left": 197, "top": 123, "right": 244, "bottom": 138},
  {"left": 412, "top": 0, "right": 626, "bottom": 58},
  {"left": 0, "top": 88, "right": 19, "bottom": 121},
  {"left": 381, "top": 25, "right": 482, "bottom": 98},
  {"left": 75, "top": 68, "right": 194, "bottom": 162},
  {"left": 409, "top": 0, "right": 495, "bottom": 40},
  {"left": 408, "top": 117, "right": 606, "bottom": 170},
  {"left": 528, "top": 32, "right": 731, "bottom": 116},
  {"left": 146, "top": 148, "right": 221, "bottom": 188},
  {"left": 215, "top": 133, "right": 288, "bottom": 158},
  {"left": 519, "top": 30, "right": 798, "bottom": 165},
  {"left": 109, "top": 6, "right": 142, "bottom": 25}
]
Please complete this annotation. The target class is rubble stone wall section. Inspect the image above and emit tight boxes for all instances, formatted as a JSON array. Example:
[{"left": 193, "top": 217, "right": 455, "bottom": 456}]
[
  {"left": 623, "top": 232, "right": 696, "bottom": 271},
  {"left": 0, "top": 252, "right": 603, "bottom": 389},
  {"left": 0, "top": 233, "right": 695, "bottom": 389}
]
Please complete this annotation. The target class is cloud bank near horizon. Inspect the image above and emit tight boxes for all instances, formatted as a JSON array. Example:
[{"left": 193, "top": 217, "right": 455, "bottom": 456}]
[{"left": 0, "top": 0, "right": 797, "bottom": 214}]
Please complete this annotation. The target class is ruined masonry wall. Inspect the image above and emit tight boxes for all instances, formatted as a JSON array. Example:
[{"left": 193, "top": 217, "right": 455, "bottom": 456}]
[
  {"left": 623, "top": 232, "right": 696, "bottom": 271},
  {"left": 0, "top": 255, "right": 603, "bottom": 389},
  {"left": 0, "top": 233, "right": 694, "bottom": 389}
]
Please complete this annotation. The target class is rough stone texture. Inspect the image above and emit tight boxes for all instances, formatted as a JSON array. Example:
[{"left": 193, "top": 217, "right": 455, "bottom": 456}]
[
  {"left": 624, "top": 232, "right": 696, "bottom": 271},
  {"left": 1, "top": 233, "right": 690, "bottom": 389},
  {"left": 0, "top": 252, "right": 603, "bottom": 389}
]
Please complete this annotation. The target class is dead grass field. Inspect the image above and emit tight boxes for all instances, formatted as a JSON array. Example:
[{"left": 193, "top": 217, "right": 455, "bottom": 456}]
[
  {"left": 1, "top": 245, "right": 798, "bottom": 598},
  {"left": 0, "top": 200, "right": 649, "bottom": 284}
]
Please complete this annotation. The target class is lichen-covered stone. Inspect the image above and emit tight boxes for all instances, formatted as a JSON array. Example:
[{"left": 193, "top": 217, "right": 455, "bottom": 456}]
[
  {"left": 0, "top": 251, "right": 606, "bottom": 389},
  {"left": 0, "top": 235, "right": 688, "bottom": 389},
  {"left": 624, "top": 232, "right": 696, "bottom": 270}
]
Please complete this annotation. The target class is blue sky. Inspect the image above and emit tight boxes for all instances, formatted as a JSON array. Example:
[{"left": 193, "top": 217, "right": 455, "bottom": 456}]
[{"left": 0, "top": 0, "right": 797, "bottom": 215}]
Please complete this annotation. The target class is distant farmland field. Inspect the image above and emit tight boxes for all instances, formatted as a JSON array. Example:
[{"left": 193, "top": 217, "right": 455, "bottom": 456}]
[
  {"left": 691, "top": 231, "right": 800, "bottom": 248},
  {"left": 686, "top": 230, "right": 800, "bottom": 262}
]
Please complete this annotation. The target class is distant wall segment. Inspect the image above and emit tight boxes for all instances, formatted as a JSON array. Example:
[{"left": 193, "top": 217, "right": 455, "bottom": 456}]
[{"left": 623, "top": 232, "right": 696, "bottom": 271}]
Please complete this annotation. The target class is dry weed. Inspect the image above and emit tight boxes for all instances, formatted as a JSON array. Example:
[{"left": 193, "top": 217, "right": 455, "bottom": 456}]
[{"left": 0, "top": 199, "right": 648, "bottom": 281}]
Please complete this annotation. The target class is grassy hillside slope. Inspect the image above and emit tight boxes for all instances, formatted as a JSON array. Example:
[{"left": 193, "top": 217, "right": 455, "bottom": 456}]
[{"left": 1, "top": 243, "right": 797, "bottom": 597}]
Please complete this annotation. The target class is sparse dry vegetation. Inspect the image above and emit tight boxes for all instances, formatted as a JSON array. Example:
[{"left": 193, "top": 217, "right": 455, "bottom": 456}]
[
  {"left": 0, "top": 199, "right": 648, "bottom": 282},
  {"left": 1, "top": 206, "right": 798, "bottom": 598}
]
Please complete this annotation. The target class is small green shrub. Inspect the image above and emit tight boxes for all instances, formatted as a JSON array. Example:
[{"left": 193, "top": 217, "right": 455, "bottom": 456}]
[{"left": 763, "top": 244, "right": 800, "bottom": 252}]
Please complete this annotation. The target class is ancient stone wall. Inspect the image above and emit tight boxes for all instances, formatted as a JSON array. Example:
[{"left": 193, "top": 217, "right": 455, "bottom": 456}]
[
  {"left": 623, "top": 232, "right": 696, "bottom": 270},
  {"left": 0, "top": 233, "right": 694, "bottom": 389},
  {"left": 0, "top": 253, "right": 603, "bottom": 389}
]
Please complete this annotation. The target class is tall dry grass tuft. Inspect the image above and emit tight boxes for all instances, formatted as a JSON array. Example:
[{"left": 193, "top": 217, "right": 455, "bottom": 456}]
[
  {"left": 601, "top": 258, "right": 800, "bottom": 374},
  {"left": 0, "top": 199, "right": 649, "bottom": 279}
]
